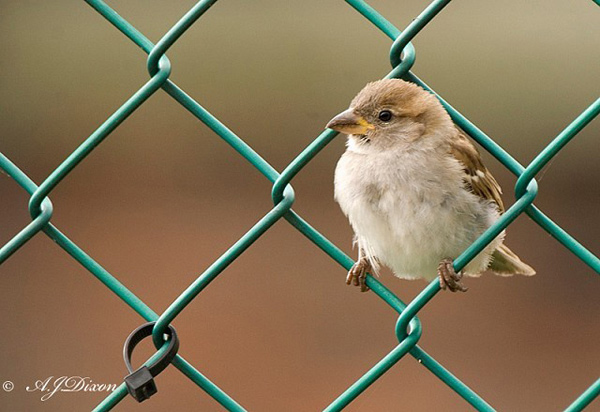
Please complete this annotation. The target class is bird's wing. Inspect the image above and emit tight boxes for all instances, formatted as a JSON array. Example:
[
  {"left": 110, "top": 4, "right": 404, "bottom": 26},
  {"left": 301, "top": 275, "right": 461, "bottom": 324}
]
[{"left": 449, "top": 129, "right": 505, "bottom": 213}]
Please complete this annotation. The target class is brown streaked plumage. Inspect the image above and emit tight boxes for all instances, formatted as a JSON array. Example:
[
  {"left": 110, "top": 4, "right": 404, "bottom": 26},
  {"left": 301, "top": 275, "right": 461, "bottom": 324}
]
[
  {"left": 450, "top": 130, "right": 505, "bottom": 212},
  {"left": 328, "top": 78, "right": 535, "bottom": 292}
]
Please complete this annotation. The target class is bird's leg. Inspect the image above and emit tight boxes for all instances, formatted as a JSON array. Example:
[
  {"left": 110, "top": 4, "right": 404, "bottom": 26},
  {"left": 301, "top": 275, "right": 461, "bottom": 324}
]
[
  {"left": 347, "top": 248, "right": 372, "bottom": 292},
  {"left": 438, "top": 258, "right": 468, "bottom": 292}
]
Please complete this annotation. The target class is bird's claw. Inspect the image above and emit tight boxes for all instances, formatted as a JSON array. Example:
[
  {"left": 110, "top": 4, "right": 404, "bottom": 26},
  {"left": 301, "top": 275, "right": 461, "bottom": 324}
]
[
  {"left": 347, "top": 258, "right": 371, "bottom": 292},
  {"left": 438, "top": 258, "right": 468, "bottom": 292}
]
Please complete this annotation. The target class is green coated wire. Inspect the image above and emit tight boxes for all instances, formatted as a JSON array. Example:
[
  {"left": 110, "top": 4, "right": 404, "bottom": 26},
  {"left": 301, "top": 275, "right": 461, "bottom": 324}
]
[
  {"left": 565, "top": 378, "right": 600, "bottom": 412},
  {"left": 0, "top": 0, "right": 597, "bottom": 411},
  {"left": 0, "top": 153, "right": 246, "bottom": 412}
]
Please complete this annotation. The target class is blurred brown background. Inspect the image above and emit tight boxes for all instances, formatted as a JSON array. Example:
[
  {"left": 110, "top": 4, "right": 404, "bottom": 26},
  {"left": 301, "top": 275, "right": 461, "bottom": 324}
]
[{"left": 1, "top": 0, "right": 599, "bottom": 411}]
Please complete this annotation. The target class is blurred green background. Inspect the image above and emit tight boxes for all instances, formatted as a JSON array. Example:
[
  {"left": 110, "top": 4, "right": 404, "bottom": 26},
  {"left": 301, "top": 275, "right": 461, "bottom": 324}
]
[{"left": 0, "top": 0, "right": 598, "bottom": 410}]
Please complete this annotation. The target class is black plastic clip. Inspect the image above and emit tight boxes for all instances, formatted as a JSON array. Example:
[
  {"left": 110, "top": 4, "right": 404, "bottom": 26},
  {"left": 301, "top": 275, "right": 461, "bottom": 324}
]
[{"left": 122, "top": 321, "right": 179, "bottom": 402}]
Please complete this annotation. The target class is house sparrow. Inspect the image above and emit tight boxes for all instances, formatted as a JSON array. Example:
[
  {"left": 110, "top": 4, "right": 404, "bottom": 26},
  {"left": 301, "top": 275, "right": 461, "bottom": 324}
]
[{"left": 327, "top": 79, "right": 535, "bottom": 292}]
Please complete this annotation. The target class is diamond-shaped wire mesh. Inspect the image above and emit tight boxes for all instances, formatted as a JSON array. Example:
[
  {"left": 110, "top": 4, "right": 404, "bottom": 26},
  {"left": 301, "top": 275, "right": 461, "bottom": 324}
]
[{"left": 1, "top": 0, "right": 598, "bottom": 411}]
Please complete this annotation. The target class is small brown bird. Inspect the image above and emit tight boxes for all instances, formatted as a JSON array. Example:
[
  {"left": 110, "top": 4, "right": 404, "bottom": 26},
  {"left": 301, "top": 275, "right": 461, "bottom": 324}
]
[{"left": 327, "top": 79, "right": 535, "bottom": 292}]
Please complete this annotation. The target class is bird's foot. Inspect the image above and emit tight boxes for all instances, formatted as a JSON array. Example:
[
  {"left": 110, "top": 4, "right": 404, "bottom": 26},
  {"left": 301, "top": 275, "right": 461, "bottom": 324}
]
[
  {"left": 347, "top": 258, "right": 372, "bottom": 292},
  {"left": 438, "top": 258, "right": 468, "bottom": 292}
]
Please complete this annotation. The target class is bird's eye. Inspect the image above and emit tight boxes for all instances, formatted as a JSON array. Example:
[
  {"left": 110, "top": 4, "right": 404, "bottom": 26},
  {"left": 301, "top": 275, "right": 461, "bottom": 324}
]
[{"left": 378, "top": 110, "right": 392, "bottom": 122}]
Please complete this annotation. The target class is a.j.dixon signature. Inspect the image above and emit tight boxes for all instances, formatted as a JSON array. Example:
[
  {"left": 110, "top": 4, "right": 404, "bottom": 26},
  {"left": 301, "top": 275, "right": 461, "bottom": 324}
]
[{"left": 26, "top": 376, "right": 117, "bottom": 401}]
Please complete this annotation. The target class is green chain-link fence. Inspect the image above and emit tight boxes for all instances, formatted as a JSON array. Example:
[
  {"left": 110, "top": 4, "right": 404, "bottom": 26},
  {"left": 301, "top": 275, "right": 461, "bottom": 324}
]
[{"left": 1, "top": 0, "right": 599, "bottom": 410}]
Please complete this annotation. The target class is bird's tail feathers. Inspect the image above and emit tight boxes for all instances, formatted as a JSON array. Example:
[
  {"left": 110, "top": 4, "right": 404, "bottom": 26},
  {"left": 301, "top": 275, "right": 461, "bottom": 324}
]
[{"left": 489, "top": 244, "right": 536, "bottom": 277}]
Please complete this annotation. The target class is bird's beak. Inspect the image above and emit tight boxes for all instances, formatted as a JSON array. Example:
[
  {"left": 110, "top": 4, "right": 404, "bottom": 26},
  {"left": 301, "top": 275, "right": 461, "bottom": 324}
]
[{"left": 326, "top": 108, "right": 374, "bottom": 135}]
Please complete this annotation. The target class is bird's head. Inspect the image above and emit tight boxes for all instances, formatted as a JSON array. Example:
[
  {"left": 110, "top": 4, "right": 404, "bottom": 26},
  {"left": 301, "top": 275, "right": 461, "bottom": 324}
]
[{"left": 326, "top": 79, "right": 452, "bottom": 150}]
